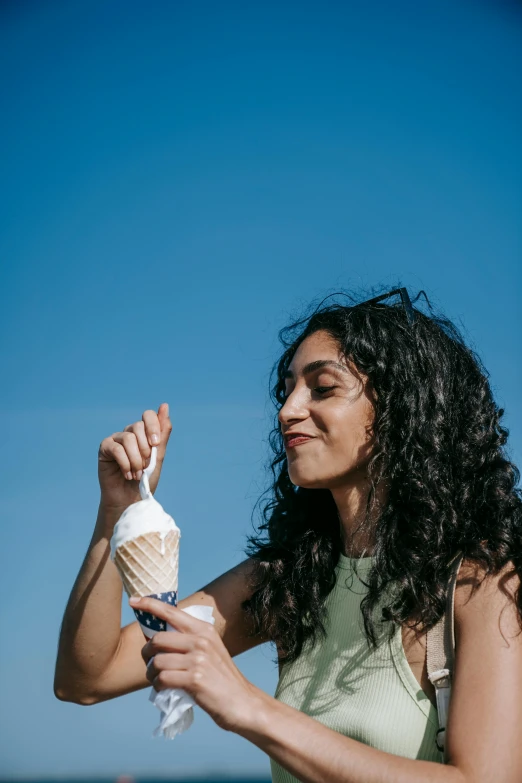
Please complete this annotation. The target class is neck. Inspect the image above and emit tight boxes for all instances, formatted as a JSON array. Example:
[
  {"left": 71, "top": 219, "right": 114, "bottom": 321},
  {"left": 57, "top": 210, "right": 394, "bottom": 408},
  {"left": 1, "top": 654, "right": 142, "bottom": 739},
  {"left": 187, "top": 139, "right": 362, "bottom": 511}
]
[{"left": 330, "top": 472, "right": 387, "bottom": 558}]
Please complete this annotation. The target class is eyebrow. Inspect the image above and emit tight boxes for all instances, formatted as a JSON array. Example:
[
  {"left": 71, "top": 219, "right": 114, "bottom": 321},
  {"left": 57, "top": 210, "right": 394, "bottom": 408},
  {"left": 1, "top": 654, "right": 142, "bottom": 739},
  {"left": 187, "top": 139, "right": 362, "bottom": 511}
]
[{"left": 283, "top": 359, "right": 350, "bottom": 379}]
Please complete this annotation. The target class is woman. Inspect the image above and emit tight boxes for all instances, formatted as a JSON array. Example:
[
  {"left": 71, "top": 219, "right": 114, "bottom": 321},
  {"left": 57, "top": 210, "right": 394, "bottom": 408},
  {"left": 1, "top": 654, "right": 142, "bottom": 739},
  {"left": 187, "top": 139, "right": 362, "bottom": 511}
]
[{"left": 55, "top": 287, "right": 522, "bottom": 783}]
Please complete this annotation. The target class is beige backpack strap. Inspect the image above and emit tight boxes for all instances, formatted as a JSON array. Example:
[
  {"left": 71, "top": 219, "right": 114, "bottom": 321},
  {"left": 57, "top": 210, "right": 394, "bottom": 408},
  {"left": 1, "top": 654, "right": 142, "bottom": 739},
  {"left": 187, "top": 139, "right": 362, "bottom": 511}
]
[{"left": 426, "top": 551, "right": 463, "bottom": 760}]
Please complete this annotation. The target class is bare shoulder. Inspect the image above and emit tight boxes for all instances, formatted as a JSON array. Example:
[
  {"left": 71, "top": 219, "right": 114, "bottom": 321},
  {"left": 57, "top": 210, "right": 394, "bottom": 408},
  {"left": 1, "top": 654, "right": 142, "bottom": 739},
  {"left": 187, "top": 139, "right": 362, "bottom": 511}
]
[
  {"left": 453, "top": 556, "right": 522, "bottom": 682},
  {"left": 454, "top": 556, "right": 522, "bottom": 636},
  {"left": 177, "top": 556, "right": 271, "bottom": 657},
  {"left": 447, "top": 557, "right": 522, "bottom": 779}
]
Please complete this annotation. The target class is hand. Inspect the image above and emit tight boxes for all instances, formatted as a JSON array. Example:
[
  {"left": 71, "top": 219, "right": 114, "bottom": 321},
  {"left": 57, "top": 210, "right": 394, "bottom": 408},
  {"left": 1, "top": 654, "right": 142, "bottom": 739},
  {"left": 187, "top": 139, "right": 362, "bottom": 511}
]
[
  {"left": 98, "top": 403, "right": 172, "bottom": 514},
  {"left": 130, "top": 596, "right": 263, "bottom": 733}
]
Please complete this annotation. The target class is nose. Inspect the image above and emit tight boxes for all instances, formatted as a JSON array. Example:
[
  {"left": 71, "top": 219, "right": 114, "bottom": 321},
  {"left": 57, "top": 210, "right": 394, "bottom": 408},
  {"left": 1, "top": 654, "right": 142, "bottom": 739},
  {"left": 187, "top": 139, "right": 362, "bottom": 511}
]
[{"left": 278, "top": 386, "right": 309, "bottom": 428}]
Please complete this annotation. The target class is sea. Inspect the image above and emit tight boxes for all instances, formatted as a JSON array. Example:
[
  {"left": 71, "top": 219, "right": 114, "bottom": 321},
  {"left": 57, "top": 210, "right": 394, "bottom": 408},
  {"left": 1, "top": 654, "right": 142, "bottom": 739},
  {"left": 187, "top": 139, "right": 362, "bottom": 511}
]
[{"left": 0, "top": 779, "right": 272, "bottom": 783}]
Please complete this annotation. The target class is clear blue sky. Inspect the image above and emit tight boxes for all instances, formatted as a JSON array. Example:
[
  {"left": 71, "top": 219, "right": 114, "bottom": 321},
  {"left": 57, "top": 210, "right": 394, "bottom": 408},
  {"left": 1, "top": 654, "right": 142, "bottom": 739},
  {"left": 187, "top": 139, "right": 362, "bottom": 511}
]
[{"left": 1, "top": 0, "right": 521, "bottom": 778}]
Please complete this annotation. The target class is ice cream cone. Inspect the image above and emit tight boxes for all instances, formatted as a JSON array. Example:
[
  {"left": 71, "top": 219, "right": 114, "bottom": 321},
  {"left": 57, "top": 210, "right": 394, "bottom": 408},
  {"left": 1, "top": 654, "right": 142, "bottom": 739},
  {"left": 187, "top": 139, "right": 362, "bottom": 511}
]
[
  {"left": 110, "top": 447, "right": 182, "bottom": 637},
  {"left": 113, "top": 528, "right": 180, "bottom": 598}
]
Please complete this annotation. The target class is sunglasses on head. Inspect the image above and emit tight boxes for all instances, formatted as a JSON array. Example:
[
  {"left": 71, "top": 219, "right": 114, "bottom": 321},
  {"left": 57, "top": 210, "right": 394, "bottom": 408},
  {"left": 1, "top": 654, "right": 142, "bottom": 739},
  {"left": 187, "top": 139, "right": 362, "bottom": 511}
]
[{"left": 357, "top": 287, "right": 419, "bottom": 325}]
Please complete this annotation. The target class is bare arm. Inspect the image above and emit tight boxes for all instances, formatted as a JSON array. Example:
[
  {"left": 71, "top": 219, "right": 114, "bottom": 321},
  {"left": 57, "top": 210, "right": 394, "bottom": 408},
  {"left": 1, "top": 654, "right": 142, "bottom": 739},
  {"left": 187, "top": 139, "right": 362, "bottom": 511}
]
[
  {"left": 54, "top": 503, "right": 128, "bottom": 704},
  {"left": 54, "top": 502, "right": 269, "bottom": 704},
  {"left": 55, "top": 402, "right": 271, "bottom": 705},
  {"left": 54, "top": 403, "right": 170, "bottom": 704},
  {"left": 235, "top": 560, "right": 522, "bottom": 783}
]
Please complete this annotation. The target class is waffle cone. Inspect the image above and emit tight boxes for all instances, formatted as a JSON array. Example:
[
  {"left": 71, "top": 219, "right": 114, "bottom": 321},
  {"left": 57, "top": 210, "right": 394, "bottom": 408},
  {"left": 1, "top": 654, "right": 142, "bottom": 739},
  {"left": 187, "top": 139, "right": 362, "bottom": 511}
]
[{"left": 114, "top": 529, "right": 180, "bottom": 598}]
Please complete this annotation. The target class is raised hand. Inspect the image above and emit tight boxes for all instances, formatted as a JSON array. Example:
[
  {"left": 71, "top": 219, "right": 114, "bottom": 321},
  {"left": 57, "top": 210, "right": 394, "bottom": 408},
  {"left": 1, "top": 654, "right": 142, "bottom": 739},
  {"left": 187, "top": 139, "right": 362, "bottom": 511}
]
[{"left": 98, "top": 402, "right": 172, "bottom": 515}]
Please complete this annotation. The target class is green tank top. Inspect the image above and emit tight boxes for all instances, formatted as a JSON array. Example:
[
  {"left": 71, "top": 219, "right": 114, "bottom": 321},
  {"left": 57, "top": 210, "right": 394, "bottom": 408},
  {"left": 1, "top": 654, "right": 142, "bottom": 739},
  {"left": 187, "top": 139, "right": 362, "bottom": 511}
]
[{"left": 270, "top": 554, "right": 442, "bottom": 782}]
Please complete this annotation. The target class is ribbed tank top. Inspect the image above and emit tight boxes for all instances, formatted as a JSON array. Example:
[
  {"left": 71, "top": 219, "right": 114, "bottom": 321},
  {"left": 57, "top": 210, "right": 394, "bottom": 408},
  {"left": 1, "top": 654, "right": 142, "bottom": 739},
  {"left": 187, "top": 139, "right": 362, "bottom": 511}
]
[{"left": 270, "top": 554, "right": 442, "bottom": 782}]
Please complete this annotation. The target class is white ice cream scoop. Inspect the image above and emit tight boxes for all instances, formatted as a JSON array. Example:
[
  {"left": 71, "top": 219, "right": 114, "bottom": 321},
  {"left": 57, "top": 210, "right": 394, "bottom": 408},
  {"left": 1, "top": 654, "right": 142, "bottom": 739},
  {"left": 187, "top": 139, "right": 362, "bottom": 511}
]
[{"left": 110, "top": 446, "right": 180, "bottom": 560}]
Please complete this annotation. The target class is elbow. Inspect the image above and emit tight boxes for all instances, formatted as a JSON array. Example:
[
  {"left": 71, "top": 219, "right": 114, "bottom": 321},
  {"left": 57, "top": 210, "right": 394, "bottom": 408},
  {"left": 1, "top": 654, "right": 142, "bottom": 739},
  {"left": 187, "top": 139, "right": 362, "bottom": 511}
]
[{"left": 53, "top": 677, "right": 100, "bottom": 706}]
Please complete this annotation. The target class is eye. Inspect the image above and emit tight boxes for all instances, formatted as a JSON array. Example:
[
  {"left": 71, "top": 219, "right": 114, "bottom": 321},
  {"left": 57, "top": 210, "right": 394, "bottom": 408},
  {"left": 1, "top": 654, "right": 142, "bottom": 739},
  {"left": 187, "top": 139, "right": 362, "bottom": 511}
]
[
  {"left": 313, "top": 385, "right": 337, "bottom": 395},
  {"left": 281, "top": 383, "right": 337, "bottom": 400}
]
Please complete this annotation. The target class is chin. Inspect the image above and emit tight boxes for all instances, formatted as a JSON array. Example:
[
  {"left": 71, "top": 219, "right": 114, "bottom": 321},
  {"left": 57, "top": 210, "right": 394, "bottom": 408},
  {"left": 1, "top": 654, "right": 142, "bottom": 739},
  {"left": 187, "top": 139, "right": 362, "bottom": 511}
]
[
  {"left": 288, "top": 463, "right": 365, "bottom": 490},
  {"left": 288, "top": 471, "right": 332, "bottom": 490}
]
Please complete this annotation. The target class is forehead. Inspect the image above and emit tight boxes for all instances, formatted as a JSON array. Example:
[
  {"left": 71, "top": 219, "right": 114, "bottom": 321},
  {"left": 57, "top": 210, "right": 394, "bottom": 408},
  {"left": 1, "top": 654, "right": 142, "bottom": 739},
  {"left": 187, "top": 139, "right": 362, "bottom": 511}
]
[{"left": 287, "top": 330, "right": 347, "bottom": 373}]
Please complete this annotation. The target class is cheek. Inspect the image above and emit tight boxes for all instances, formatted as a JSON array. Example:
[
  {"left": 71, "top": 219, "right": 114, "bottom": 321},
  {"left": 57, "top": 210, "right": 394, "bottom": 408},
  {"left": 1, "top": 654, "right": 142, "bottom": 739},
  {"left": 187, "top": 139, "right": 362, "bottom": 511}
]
[{"left": 326, "top": 402, "right": 374, "bottom": 449}]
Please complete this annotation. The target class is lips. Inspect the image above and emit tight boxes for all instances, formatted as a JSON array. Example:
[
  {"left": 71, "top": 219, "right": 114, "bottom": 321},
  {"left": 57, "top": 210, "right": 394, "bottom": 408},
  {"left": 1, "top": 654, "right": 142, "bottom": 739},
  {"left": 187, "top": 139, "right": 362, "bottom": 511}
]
[{"left": 285, "top": 434, "right": 314, "bottom": 449}]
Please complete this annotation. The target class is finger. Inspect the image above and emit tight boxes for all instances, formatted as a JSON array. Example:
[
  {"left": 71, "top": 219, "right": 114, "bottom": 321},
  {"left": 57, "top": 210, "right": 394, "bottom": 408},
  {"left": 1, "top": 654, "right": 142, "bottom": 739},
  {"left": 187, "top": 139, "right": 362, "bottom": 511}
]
[
  {"left": 112, "top": 431, "right": 145, "bottom": 479},
  {"left": 151, "top": 669, "right": 192, "bottom": 693},
  {"left": 145, "top": 652, "right": 190, "bottom": 683},
  {"left": 130, "top": 597, "right": 211, "bottom": 634},
  {"left": 141, "top": 631, "right": 195, "bottom": 665},
  {"left": 123, "top": 421, "right": 151, "bottom": 468},
  {"left": 142, "top": 409, "right": 161, "bottom": 448},
  {"left": 99, "top": 437, "right": 133, "bottom": 479}
]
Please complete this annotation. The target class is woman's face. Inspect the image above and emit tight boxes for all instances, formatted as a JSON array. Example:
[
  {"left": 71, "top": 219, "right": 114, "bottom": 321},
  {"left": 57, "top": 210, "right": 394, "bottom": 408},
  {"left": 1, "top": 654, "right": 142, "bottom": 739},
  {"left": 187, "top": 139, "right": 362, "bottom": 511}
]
[{"left": 279, "top": 329, "right": 376, "bottom": 489}]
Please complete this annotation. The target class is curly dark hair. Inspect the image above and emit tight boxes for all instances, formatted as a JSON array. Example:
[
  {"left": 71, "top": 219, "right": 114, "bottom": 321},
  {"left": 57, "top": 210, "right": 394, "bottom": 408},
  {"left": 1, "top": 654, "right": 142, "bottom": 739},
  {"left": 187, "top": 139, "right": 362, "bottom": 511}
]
[{"left": 241, "top": 287, "right": 522, "bottom": 666}]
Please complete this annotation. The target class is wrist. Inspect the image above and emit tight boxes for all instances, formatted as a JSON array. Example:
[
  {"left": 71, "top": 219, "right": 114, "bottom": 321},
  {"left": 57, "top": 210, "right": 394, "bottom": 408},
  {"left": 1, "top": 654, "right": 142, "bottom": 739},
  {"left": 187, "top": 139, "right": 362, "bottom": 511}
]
[
  {"left": 95, "top": 502, "right": 125, "bottom": 536},
  {"left": 234, "top": 684, "right": 274, "bottom": 740}
]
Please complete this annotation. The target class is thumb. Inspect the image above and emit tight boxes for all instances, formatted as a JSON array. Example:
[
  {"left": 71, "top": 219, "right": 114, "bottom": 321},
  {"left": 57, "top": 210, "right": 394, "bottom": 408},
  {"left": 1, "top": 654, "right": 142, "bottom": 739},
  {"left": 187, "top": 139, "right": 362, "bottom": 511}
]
[{"left": 157, "top": 402, "right": 172, "bottom": 448}]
